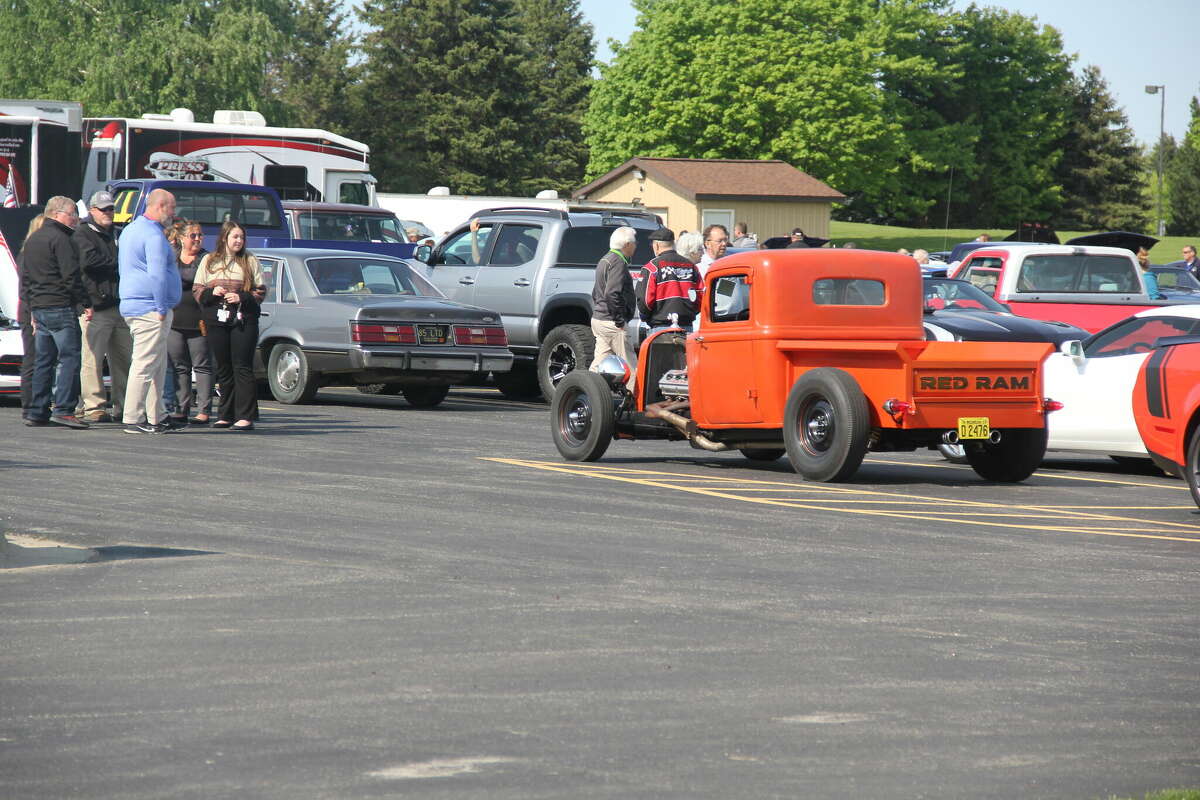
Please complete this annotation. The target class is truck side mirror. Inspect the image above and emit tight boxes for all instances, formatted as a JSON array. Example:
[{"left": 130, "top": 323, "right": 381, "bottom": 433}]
[{"left": 1061, "top": 339, "right": 1085, "bottom": 363}]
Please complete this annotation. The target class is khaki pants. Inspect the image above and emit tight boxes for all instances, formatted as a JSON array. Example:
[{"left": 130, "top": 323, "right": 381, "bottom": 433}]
[
  {"left": 590, "top": 317, "right": 636, "bottom": 389},
  {"left": 77, "top": 306, "right": 132, "bottom": 419},
  {"left": 123, "top": 310, "right": 173, "bottom": 425}
]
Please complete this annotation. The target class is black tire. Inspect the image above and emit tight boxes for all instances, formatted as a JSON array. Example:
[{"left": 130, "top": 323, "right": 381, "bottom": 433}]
[
  {"left": 938, "top": 443, "right": 969, "bottom": 464},
  {"left": 267, "top": 343, "right": 320, "bottom": 404},
  {"left": 1184, "top": 427, "right": 1200, "bottom": 509},
  {"left": 740, "top": 448, "right": 785, "bottom": 462},
  {"left": 537, "top": 324, "right": 595, "bottom": 401},
  {"left": 493, "top": 364, "right": 544, "bottom": 401},
  {"left": 402, "top": 384, "right": 450, "bottom": 408},
  {"left": 783, "top": 368, "right": 871, "bottom": 482},
  {"left": 551, "top": 370, "right": 615, "bottom": 461},
  {"left": 965, "top": 428, "right": 1047, "bottom": 483}
]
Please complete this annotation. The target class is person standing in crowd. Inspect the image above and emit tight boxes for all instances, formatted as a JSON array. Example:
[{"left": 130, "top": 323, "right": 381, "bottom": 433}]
[
  {"left": 912, "top": 248, "right": 930, "bottom": 267},
  {"left": 193, "top": 220, "right": 265, "bottom": 431},
  {"left": 21, "top": 196, "right": 90, "bottom": 429},
  {"left": 169, "top": 219, "right": 214, "bottom": 424},
  {"left": 590, "top": 225, "right": 637, "bottom": 377},
  {"left": 697, "top": 224, "right": 728, "bottom": 277},
  {"left": 74, "top": 190, "right": 131, "bottom": 423},
  {"left": 1180, "top": 245, "right": 1199, "bottom": 278},
  {"left": 637, "top": 228, "right": 702, "bottom": 329},
  {"left": 1137, "top": 247, "right": 1163, "bottom": 299},
  {"left": 730, "top": 222, "right": 755, "bottom": 248},
  {"left": 119, "top": 188, "right": 181, "bottom": 434},
  {"left": 786, "top": 227, "right": 809, "bottom": 249},
  {"left": 975, "top": 233, "right": 991, "bottom": 242},
  {"left": 16, "top": 214, "right": 45, "bottom": 423},
  {"left": 675, "top": 232, "right": 706, "bottom": 332}
]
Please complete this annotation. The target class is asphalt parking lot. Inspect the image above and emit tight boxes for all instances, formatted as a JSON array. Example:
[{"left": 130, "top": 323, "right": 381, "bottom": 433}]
[{"left": 2, "top": 388, "right": 1199, "bottom": 799}]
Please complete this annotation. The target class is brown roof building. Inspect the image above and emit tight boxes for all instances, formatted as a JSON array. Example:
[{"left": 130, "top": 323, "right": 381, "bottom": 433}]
[{"left": 573, "top": 157, "right": 845, "bottom": 242}]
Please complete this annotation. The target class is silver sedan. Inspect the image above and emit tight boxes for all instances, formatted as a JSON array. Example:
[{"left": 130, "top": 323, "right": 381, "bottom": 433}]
[{"left": 253, "top": 248, "right": 513, "bottom": 407}]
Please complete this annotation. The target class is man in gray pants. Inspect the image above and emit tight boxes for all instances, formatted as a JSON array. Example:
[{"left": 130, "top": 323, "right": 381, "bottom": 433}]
[{"left": 589, "top": 225, "right": 638, "bottom": 385}]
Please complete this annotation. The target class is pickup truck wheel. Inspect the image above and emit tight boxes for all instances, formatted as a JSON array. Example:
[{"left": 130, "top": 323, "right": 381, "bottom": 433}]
[
  {"left": 965, "top": 428, "right": 1047, "bottom": 482},
  {"left": 494, "top": 364, "right": 544, "bottom": 401},
  {"left": 268, "top": 343, "right": 320, "bottom": 404},
  {"left": 783, "top": 368, "right": 870, "bottom": 482},
  {"left": 538, "top": 324, "right": 595, "bottom": 400},
  {"left": 551, "top": 370, "right": 615, "bottom": 461},
  {"left": 1185, "top": 427, "right": 1200, "bottom": 508},
  {"left": 402, "top": 384, "right": 450, "bottom": 408},
  {"left": 740, "top": 448, "right": 785, "bottom": 462}
]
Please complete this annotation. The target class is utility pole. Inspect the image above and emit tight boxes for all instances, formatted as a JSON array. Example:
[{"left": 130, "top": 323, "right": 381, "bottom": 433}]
[{"left": 1145, "top": 84, "right": 1166, "bottom": 236}]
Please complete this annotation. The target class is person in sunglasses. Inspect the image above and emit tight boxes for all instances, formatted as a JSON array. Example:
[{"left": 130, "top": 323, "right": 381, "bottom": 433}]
[{"left": 168, "top": 220, "right": 215, "bottom": 424}]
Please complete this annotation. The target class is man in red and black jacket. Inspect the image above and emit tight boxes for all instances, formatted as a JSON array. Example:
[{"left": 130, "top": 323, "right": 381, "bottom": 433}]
[{"left": 637, "top": 228, "right": 702, "bottom": 329}]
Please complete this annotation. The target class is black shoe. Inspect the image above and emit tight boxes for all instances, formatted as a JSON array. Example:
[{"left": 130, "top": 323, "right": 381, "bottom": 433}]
[
  {"left": 162, "top": 418, "right": 188, "bottom": 431},
  {"left": 230, "top": 422, "right": 255, "bottom": 431},
  {"left": 49, "top": 415, "right": 90, "bottom": 429},
  {"left": 123, "top": 422, "right": 161, "bottom": 434},
  {"left": 211, "top": 420, "right": 232, "bottom": 429},
  {"left": 23, "top": 417, "right": 49, "bottom": 427},
  {"left": 189, "top": 416, "right": 211, "bottom": 426}
]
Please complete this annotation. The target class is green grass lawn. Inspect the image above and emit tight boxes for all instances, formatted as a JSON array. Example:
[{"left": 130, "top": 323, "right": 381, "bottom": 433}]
[
  {"left": 828, "top": 221, "right": 1198, "bottom": 263},
  {"left": 1103, "top": 791, "right": 1200, "bottom": 800}
]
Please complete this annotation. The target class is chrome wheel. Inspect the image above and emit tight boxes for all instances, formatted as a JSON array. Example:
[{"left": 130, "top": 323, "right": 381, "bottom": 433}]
[
  {"left": 560, "top": 387, "right": 592, "bottom": 444},
  {"left": 547, "top": 341, "right": 578, "bottom": 386},
  {"left": 276, "top": 348, "right": 301, "bottom": 393},
  {"left": 800, "top": 398, "right": 836, "bottom": 455}
]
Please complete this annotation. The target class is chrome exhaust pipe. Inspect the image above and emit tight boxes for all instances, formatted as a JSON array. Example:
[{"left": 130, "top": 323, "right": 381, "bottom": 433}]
[
  {"left": 942, "top": 430, "right": 959, "bottom": 444},
  {"left": 988, "top": 430, "right": 1002, "bottom": 444}
]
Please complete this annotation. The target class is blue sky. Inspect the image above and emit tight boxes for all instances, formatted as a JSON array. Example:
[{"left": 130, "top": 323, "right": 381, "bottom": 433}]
[{"left": 577, "top": 0, "right": 1199, "bottom": 146}]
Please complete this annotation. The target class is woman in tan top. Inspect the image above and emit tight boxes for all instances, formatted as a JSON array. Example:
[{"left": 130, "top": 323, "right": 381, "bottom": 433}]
[{"left": 192, "top": 221, "right": 266, "bottom": 430}]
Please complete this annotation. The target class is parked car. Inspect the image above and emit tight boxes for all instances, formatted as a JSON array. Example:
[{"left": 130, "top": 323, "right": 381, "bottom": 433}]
[
  {"left": 251, "top": 248, "right": 513, "bottom": 407},
  {"left": 416, "top": 206, "right": 661, "bottom": 400},
  {"left": 1041, "top": 305, "right": 1200, "bottom": 463},
  {"left": 0, "top": 313, "right": 20, "bottom": 397},
  {"left": 922, "top": 278, "right": 1088, "bottom": 345},
  {"left": 1131, "top": 337, "right": 1200, "bottom": 505},
  {"left": 1149, "top": 266, "right": 1200, "bottom": 298}
]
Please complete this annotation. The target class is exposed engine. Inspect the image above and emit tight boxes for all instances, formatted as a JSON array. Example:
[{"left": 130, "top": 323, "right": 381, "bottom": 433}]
[{"left": 657, "top": 368, "right": 689, "bottom": 401}]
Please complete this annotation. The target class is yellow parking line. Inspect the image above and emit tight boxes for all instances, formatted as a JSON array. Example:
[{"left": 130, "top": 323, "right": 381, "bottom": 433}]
[
  {"left": 486, "top": 457, "right": 1200, "bottom": 544},
  {"left": 865, "top": 457, "right": 1188, "bottom": 491}
]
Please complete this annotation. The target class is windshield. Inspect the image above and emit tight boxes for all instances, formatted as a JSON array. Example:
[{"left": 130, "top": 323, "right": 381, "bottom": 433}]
[
  {"left": 1016, "top": 254, "right": 1137, "bottom": 293},
  {"left": 306, "top": 257, "right": 444, "bottom": 297},
  {"left": 923, "top": 278, "right": 1008, "bottom": 313},
  {"left": 172, "top": 189, "right": 282, "bottom": 229},
  {"left": 294, "top": 211, "right": 406, "bottom": 243}
]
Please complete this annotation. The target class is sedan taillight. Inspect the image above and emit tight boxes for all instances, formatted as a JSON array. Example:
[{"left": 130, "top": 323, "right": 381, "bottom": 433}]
[
  {"left": 453, "top": 325, "right": 508, "bottom": 346},
  {"left": 351, "top": 322, "right": 417, "bottom": 344}
]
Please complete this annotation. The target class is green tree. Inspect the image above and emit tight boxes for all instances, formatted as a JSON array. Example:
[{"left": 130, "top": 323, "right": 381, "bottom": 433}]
[
  {"left": 1053, "top": 65, "right": 1149, "bottom": 231},
  {"left": 0, "top": 0, "right": 295, "bottom": 123},
  {"left": 1167, "top": 96, "right": 1200, "bottom": 235},
  {"left": 273, "top": 0, "right": 356, "bottom": 131},
  {"left": 355, "top": 0, "right": 591, "bottom": 195},
  {"left": 510, "top": 0, "right": 594, "bottom": 195}
]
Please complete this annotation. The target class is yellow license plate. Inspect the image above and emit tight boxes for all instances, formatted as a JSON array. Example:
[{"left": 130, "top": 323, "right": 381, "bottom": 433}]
[{"left": 957, "top": 417, "right": 990, "bottom": 440}]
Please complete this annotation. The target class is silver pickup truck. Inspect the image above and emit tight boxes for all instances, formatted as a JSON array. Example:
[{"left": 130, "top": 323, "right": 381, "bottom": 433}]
[{"left": 415, "top": 207, "right": 660, "bottom": 399}]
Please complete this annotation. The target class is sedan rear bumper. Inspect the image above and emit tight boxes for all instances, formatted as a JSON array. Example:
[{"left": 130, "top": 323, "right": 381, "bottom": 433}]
[{"left": 349, "top": 346, "right": 514, "bottom": 374}]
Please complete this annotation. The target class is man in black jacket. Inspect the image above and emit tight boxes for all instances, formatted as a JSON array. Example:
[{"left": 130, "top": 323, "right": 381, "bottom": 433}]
[
  {"left": 20, "top": 196, "right": 90, "bottom": 428},
  {"left": 74, "top": 191, "right": 131, "bottom": 422}
]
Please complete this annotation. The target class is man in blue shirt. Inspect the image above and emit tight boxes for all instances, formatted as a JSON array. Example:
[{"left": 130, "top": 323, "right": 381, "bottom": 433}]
[{"left": 118, "top": 189, "right": 181, "bottom": 434}]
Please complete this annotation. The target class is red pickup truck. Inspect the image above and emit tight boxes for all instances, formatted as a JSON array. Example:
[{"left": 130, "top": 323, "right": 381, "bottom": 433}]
[{"left": 951, "top": 244, "right": 1182, "bottom": 334}]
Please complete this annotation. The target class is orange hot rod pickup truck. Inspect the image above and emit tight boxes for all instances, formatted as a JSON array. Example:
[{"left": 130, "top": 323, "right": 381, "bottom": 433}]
[{"left": 550, "top": 249, "right": 1061, "bottom": 483}]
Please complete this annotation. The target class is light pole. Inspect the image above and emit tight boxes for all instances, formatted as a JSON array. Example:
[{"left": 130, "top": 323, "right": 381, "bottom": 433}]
[{"left": 1145, "top": 84, "right": 1166, "bottom": 236}]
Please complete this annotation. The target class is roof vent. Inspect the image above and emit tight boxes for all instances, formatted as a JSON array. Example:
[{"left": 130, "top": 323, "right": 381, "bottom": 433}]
[
  {"left": 534, "top": 189, "right": 559, "bottom": 200},
  {"left": 213, "top": 109, "right": 267, "bottom": 127},
  {"left": 141, "top": 113, "right": 173, "bottom": 121},
  {"left": 427, "top": 186, "right": 451, "bottom": 196},
  {"left": 170, "top": 108, "right": 194, "bottom": 124}
]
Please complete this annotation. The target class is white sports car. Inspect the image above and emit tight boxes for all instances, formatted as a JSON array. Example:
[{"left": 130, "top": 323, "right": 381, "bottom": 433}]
[{"left": 1042, "top": 305, "right": 1200, "bottom": 460}]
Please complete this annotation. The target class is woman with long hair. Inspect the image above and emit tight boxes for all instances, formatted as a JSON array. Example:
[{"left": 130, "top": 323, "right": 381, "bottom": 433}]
[
  {"left": 17, "top": 214, "right": 46, "bottom": 423},
  {"left": 169, "top": 220, "right": 215, "bottom": 423},
  {"left": 1137, "top": 247, "right": 1163, "bottom": 299},
  {"left": 192, "top": 220, "right": 265, "bottom": 430}
]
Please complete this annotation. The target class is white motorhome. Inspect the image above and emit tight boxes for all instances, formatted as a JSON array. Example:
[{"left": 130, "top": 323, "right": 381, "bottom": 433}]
[
  {"left": 377, "top": 187, "right": 569, "bottom": 241},
  {"left": 82, "top": 108, "right": 376, "bottom": 206}
]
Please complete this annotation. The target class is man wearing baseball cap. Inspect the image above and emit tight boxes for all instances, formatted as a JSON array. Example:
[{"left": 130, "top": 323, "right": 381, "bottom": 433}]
[{"left": 74, "top": 190, "right": 132, "bottom": 422}]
